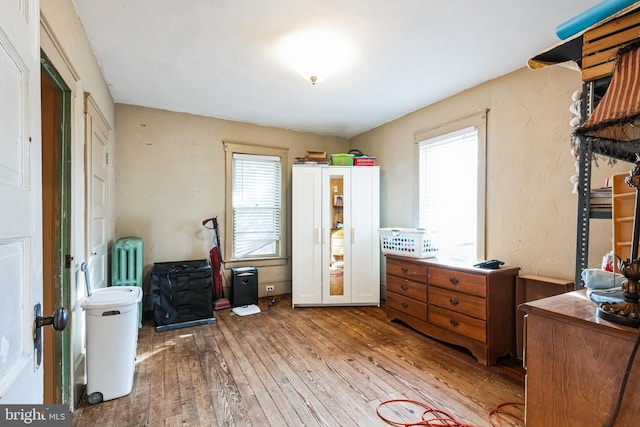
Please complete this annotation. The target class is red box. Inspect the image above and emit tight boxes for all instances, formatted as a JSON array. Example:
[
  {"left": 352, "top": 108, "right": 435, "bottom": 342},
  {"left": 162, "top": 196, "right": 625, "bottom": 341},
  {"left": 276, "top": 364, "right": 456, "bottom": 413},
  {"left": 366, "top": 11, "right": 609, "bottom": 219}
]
[{"left": 354, "top": 157, "right": 376, "bottom": 166}]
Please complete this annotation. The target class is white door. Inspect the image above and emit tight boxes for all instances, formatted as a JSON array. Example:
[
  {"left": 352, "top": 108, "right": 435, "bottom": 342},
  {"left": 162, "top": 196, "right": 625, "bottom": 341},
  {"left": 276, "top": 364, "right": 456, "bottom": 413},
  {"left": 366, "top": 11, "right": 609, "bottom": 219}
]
[
  {"left": 351, "top": 167, "right": 380, "bottom": 304},
  {"left": 0, "top": 0, "right": 44, "bottom": 403},
  {"left": 291, "top": 166, "right": 322, "bottom": 306},
  {"left": 85, "top": 94, "right": 110, "bottom": 291}
]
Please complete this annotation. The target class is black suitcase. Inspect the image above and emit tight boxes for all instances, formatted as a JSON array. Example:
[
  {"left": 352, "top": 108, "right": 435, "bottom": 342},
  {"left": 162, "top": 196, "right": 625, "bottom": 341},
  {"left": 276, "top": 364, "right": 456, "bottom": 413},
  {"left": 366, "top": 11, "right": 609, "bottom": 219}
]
[{"left": 151, "top": 260, "right": 215, "bottom": 330}]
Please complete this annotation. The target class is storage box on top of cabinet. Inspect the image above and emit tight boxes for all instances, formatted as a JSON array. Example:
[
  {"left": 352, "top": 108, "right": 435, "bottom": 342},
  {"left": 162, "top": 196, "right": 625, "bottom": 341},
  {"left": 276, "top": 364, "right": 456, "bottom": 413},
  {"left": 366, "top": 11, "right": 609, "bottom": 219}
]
[
  {"left": 354, "top": 156, "right": 376, "bottom": 166},
  {"left": 379, "top": 228, "right": 438, "bottom": 258},
  {"left": 329, "top": 153, "right": 354, "bottom": 166}
]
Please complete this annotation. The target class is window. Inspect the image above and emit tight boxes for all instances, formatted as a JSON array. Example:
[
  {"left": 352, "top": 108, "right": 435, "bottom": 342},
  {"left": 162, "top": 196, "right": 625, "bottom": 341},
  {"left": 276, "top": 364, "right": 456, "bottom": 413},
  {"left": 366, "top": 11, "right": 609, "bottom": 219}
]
[
  {"left": 416, "top": 111, "right": 487, "bottom": 262},
  {"left": 224, "top": 142, "right": 288, "bottom": 265}
]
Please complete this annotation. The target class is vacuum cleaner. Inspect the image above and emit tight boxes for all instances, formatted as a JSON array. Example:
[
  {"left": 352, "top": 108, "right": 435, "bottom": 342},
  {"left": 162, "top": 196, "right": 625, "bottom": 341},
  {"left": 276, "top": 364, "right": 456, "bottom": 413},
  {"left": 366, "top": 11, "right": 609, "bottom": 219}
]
[{"left": 202, "top": 217, "right": 231, "bottom": 310}]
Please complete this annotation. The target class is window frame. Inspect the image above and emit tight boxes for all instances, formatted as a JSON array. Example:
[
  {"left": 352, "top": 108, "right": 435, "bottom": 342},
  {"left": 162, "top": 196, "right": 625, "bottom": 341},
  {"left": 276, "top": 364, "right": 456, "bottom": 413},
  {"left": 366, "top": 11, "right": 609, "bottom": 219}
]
[
  {"left": 414, "top": 110, "right": 487, "bottom": 262},
  {"left": 224, "top": 141, "right": 289, "bottom": 268}
]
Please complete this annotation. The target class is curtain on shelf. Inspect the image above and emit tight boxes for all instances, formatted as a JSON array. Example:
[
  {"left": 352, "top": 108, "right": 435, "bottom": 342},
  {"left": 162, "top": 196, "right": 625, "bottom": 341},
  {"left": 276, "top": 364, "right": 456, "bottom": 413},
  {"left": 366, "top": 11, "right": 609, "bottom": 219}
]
[{"left": 575, "top": 39, "right": 640, "bottom": 145}]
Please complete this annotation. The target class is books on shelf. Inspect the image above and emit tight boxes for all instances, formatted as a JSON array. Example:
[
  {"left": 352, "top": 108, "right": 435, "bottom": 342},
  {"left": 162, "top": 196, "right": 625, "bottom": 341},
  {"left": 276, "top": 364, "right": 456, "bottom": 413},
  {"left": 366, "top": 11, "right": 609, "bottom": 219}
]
[{"left": 590, "top": 186, "right": 612, "bottom": 211}]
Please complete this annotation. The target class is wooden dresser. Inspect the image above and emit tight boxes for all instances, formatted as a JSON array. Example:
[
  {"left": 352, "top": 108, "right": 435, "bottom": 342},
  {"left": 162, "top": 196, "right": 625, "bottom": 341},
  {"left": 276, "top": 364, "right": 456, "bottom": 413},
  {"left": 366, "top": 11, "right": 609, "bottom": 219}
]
[
  {"left": 385, "top": 255, "right": 519, "bottom": 365},
  {"left": 520, "top": 290, "right": 640, "bottom": 426}
]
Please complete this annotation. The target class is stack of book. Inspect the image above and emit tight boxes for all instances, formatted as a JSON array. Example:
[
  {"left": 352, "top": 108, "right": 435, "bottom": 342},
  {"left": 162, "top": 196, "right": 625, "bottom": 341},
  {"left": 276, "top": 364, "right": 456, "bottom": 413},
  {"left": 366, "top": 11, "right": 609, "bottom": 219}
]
[
  {"left": 294, "top": 151, "right": 329, "bottom": 165},
  {"left": 590, "top": 186, "right": 612, "bottom": 213}
]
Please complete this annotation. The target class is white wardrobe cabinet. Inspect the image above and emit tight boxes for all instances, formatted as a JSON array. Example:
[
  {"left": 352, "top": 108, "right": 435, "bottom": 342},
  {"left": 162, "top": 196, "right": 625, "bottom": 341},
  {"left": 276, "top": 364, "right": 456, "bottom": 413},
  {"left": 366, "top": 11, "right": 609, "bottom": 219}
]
[{"left": 292, "top": 165, "right": 380, "bottom": 306}]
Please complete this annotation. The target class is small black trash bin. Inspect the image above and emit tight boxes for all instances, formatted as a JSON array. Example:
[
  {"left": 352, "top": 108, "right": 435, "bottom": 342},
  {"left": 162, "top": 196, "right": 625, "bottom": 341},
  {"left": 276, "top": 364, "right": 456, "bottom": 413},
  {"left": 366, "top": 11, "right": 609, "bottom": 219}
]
[{"left": 231, "top": 266, "right": 258, "bottom": 307}]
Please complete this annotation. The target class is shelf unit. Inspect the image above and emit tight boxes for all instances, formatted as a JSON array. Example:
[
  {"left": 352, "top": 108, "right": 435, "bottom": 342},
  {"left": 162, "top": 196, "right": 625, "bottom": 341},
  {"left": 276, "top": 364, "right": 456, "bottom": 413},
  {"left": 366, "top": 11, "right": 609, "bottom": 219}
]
[
  {"left": 530, "top": 6, "right": 640, "bottom": 289},
  {"left": 612, "top": 172, "right": 638, "bottom": 272},
  {"left": 572, "top": 7, "right": 640, "bottom": 288},
  {"left": 574, "top": 75, "right": 640, "bottom": 287},
  {"left": 575, "top": 77, "right": 612, "bottom": 288}
]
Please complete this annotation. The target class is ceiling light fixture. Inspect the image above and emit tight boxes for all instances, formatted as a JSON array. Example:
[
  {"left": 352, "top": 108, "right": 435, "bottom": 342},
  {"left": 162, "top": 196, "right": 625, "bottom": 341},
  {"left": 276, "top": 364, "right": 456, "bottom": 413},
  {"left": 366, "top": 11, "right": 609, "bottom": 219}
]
[{"left": 276, "top": 29, "right": 356, "bottom": 85}]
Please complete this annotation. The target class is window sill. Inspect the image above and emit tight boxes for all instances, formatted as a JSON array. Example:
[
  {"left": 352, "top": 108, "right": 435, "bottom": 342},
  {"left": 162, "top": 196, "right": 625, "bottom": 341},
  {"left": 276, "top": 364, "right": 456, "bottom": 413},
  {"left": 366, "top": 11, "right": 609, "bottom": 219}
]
[{"left": 224, "top": 256, "right": 289, "bottom": 269}]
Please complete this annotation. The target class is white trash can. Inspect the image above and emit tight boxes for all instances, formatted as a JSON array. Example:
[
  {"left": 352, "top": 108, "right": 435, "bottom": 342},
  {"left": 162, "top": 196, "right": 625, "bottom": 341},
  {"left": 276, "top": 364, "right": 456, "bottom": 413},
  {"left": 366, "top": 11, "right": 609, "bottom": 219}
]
[{"left": 81, "top": 286, "right": 143, "bottom": 404}]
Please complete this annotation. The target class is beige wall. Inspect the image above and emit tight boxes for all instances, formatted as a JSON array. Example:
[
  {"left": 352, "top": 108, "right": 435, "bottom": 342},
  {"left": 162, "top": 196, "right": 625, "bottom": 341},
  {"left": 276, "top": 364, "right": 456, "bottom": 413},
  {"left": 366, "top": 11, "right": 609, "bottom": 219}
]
[
  {"left": 114, "top": 104, "right": 348, "bottom": 297},
  {"left": 351, "top": 65, "right": 629, "bottom": 282},
  {"left": 41, "top": 0, "right": 115, "bottom": 410},
  {"left": 116, "top": 65, "right": 628, "bottom": 296}
]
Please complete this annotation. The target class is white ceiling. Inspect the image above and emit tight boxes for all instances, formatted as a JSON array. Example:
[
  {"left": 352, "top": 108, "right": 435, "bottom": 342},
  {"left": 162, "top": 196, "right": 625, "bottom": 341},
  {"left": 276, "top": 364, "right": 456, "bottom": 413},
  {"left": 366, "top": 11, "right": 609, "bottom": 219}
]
[{"left": 71, "top": 0, "right": 602, "bottom": 138}]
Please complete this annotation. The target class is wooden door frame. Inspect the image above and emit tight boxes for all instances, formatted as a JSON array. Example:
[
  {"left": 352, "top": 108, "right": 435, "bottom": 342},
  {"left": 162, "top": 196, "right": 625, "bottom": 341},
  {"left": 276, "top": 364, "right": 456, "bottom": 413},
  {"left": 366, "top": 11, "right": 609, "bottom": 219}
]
[{"left": 40, "top": 51, "right": 71, "bottom": 404}]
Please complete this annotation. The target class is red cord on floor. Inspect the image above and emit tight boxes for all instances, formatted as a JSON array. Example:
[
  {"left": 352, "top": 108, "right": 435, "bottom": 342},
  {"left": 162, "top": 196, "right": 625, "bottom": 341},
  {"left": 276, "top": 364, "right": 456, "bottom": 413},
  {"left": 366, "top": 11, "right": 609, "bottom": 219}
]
[
  {"left": 376, "top": 398, "right": 475, "bottom": 427},
  {"left": 488, "top": 402, "right": 524, "bottom": 427}
]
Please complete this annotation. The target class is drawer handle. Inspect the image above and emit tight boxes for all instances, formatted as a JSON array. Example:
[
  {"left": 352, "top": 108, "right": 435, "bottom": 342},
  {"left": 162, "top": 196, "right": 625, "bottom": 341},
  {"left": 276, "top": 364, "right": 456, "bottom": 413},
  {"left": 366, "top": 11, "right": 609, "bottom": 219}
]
[
  {"left": 449, "top": 298, "right": 459, "bottom": 306},
  {"left": 449, "top": 319, "right": 459, "bottom": 327},
  {"left": 401, "top": 267, "right": 408, "bottom": 274},
  {"left": 401, "top": 283, "right": 408, "bottom": 291},
  {"left": 449, "top": 277, "right": 459, "bottom": 285},
  {"left": 402, "top": 302, "right": 408, "bottom": 309}
]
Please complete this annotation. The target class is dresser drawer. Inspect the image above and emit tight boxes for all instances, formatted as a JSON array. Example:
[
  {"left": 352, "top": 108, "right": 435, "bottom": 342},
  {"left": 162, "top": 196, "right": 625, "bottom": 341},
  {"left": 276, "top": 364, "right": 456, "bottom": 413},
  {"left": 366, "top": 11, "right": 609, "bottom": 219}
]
[
  {"left": 429, "top": 286, "right": 486, "bottom": 320},
  {"left": 387, "top": 292, "right": 427, "bottom": 321},
  {"left": 387, "top": 275, "right": 427, "bottom": 302},
  {"left": 387, "top": 258, "right": 427, "bottom": 283},
  {"left": 429, "top": 267, "right": 486, "bottom": 298},
  {"left": 428, "top": 305, "right": 486, "bottom": 343}
]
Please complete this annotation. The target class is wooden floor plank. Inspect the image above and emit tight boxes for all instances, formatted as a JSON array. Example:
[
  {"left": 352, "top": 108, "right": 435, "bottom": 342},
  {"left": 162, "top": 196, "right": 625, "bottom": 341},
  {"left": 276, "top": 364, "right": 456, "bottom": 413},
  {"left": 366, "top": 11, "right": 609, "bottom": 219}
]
[
  {"left": 71, "top": 296, "right": 524, "bottom": 427},
  {"left": 174, "top": 331, "right": 200, "bottom": 427},
  {"left": 217, "top": 313, "right": 304, "bottom": 426},
  {"left": 163, "top": 330, "right": 183, "bottom": 420},
  {"left": 130, "top": 325, "right": 153, "bottom": 426},
  {"left": 180, "top": 328, "right": 217, "bottom": 427},
  {"left": 271, "top": 306, "right": 393, "bottom": 425},
  {"left": 292, "top": 304, "right": 522, "bottom": 427},
  {"left": 250, "top": 312, "right": 363, "bottom": 425},
  {"left": 318, "top": 307, "right": 493, "bottom": 424},
  {"left": 147, "top": 330, "right": 169, "bottom": 427},
  {"left": 350, "top": 304, "right": 518, "bottom": 427},
  {"left": 226, "top": 311, "right": 338, "bottom": 426},
  {"left": 207, "top": 322, "right": 251, "bottom": 426},
  {"left": 214, "top": 316, "right": 290, "bottom": 426}
]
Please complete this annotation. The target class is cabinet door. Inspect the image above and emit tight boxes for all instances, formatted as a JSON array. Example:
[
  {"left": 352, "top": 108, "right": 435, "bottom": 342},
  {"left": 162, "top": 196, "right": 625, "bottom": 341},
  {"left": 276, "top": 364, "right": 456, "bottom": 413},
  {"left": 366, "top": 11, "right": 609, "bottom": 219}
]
[
  {"left": 322, "top": 167, "right": 352, "bottom": 304},
  {"left": 292, "top": 167, "right": 323, "bottom": 305},
  {"left": 351, "top": 167, "right": 380, "bottom": 304}
]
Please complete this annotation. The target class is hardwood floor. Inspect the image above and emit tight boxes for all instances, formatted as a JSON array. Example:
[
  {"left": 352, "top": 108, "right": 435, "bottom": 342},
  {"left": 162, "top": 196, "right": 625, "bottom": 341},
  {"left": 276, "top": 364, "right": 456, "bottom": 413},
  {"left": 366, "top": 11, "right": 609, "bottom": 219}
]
[{"left": 71, "top": 296, "right": 525, "bottom": 426}]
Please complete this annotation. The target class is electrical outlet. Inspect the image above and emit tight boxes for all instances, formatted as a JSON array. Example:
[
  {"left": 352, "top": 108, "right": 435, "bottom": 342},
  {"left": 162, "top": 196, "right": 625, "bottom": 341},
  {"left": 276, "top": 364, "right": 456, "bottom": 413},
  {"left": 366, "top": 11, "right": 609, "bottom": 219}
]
[{"left": 266, "top": 285, "right": 274, "bottom": 292}]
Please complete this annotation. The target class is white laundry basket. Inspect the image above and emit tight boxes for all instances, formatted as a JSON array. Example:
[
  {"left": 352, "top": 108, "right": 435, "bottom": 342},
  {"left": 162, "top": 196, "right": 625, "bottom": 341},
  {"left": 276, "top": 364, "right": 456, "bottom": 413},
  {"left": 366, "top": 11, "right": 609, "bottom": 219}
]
[
  {"left": 379, "top": 228, "right": 439, "bottom": 258},
  {"left": 81, "top": 286, "right": 143, "bottom": 404}
]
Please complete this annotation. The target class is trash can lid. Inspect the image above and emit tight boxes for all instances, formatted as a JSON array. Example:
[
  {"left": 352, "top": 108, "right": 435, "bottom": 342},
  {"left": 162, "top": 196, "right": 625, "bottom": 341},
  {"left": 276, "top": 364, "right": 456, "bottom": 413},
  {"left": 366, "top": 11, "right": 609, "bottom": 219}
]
[{"left": 81, "top": 286, "right": 143, "bottom": 310}]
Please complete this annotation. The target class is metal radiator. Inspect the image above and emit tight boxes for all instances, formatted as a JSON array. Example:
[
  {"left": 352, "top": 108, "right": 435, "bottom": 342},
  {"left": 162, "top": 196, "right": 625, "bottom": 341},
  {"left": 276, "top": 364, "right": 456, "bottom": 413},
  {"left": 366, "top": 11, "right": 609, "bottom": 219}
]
[{"left": 112, "top": 236, "right": 144, "bottom": 327}]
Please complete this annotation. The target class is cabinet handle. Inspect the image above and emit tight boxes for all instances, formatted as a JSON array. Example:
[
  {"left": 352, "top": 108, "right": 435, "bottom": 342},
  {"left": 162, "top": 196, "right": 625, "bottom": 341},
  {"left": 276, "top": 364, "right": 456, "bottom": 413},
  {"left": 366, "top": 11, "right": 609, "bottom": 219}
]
[
  {"left": 401, "top": 267, "right": 408, "bottom": 274},
  {"left": 449, "top": 319, "right": 459, "bottom": 327},
  {"left": 449, "top": 277, "right": 459, "bottom": 285},
  {"left": 402, "top": 302, "right": 408, "bottom": 309},
  {"left": 449, "top": 298, "right": 459, "bottom": 306},
  {"left": 401, "top": 283, "right": 408, "bottom": 291}
]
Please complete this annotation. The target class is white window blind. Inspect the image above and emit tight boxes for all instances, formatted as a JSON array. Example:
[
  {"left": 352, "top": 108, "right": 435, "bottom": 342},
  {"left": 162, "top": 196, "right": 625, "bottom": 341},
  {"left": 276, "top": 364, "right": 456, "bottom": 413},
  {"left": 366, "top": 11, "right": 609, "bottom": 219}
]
[
  {"left": 419, "top": 126, "right": 479, "bottom": 261},
  {"left": 232, "top": 153, "right": 281, "bottom": 259}
]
